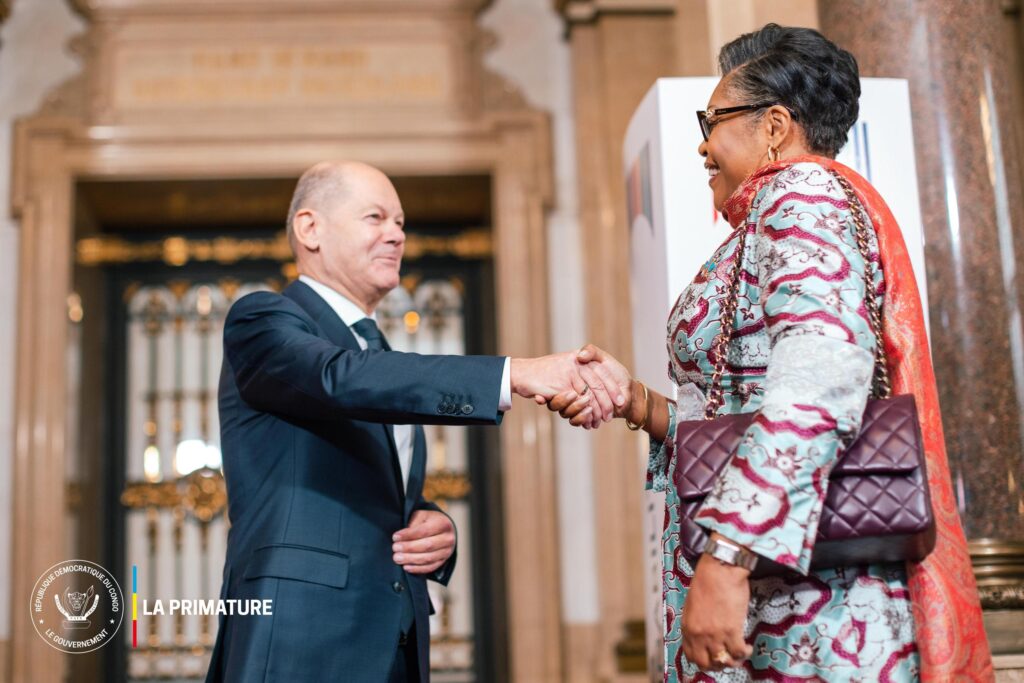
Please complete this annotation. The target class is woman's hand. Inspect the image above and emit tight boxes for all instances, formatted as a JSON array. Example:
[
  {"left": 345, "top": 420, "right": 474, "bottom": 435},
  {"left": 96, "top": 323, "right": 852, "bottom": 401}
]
[
  {"left": 575, "top": 344, "right": 633, "bottom": 420},
  {"left": 680, "top": 534, "right": 754, "bottom": 671},
  {"left": 511, "top": 351, "right": 624, "bottom": 424},
  {"left": 543, "top": 388, "right": 600, "bottom": 428},
  {"left": 544, "top": 345, "right": 633, "bottom": 429}
]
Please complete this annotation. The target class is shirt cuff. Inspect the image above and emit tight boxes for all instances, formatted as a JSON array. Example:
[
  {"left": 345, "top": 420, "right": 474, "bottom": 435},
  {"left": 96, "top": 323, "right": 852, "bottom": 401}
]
[{"left": 499, "top": 357, "right": 512, "bottom": 412}]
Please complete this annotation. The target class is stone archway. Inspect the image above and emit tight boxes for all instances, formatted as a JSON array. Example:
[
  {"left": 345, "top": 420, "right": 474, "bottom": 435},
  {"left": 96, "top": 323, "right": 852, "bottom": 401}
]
[{"left": 9, "top": 2, "right": 562, "bottom": 681}]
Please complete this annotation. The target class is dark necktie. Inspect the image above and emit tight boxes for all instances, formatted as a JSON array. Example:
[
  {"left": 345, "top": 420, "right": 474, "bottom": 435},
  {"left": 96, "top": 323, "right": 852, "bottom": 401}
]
[
  {"left": 353, "top": 317, "right": 412, "bottom": 635},
  {"left": 352, "top": 317, "right": 386, "bottom": 351}
]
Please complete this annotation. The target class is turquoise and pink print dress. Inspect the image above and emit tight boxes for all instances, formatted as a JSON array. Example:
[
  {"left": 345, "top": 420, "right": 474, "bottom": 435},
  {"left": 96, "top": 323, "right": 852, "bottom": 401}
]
[{"left": 648, "top": 162, "right": 919, "bottom": 682}]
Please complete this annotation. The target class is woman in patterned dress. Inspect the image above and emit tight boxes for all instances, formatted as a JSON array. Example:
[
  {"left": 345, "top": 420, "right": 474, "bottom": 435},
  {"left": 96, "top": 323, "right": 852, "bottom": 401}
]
[{"left": 550, "top": 24, "right": 990, "bottom": 682}]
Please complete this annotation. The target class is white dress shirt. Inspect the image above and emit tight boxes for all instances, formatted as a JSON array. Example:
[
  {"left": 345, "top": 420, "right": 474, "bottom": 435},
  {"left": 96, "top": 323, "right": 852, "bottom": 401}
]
[{"left": 299, "top": 276, "right": 511, "bottom": 490}]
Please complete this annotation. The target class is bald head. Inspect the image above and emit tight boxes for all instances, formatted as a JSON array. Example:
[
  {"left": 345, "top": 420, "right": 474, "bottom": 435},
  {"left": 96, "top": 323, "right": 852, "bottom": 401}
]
[
  {"left": 286, "top": 161, "right": 392, "bottom": 253},
  {"left": 286, "top": 161, "right": 406, "bottom": 314}
]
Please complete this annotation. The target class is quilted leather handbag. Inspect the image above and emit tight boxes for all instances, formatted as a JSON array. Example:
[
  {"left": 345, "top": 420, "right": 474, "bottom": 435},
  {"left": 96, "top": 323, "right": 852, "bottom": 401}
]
[{"left": 675, "top": 172, "right": 936, "bottom": 576}]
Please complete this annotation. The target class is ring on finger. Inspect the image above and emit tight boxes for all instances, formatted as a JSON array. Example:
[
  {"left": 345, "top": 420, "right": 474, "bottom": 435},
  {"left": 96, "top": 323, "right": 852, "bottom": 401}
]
[{"left": 713, "top": 650, "right": 731, "bottom": 666}]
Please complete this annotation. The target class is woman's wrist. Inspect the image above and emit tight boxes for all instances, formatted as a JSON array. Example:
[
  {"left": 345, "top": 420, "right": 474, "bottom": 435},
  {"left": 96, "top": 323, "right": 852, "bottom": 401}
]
[
  {"left": 643, "top": 389, "right": 671, "bottom": 442},
  {"left": 704, "top": 532, "right": 755, "bottom": 579},
  {"left": 625, "top": 380, "right": 648, "bottom": 424}
]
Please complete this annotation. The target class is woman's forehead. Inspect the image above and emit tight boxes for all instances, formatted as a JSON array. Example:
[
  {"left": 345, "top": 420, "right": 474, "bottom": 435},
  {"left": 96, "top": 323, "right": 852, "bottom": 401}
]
[{"left": 707, "top": 77, "right": 735, "bottom": 109}]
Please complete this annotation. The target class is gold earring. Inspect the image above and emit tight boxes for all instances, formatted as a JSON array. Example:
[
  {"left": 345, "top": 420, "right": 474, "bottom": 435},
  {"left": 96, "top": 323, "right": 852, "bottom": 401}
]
[{"left": 767, "top": 145, "right": 781, "bottom": 163}]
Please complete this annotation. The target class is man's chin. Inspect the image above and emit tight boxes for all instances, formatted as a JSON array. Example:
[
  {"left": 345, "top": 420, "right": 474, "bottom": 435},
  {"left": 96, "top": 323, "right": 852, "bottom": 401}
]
[{"left": 374, "top": 273, "right": 401, "bottom": 294}]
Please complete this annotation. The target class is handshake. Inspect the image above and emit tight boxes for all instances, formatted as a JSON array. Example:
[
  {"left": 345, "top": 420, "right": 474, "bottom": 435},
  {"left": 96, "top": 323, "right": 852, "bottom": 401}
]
[{"left": 509, "top": 344, "right": 638, "bottom": 430}]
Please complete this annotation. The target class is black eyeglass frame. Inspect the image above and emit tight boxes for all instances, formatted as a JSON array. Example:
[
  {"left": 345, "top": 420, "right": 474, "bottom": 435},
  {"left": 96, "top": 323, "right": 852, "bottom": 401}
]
[{"left": 696, "top": 102, "right": 798, "bottom": 141}]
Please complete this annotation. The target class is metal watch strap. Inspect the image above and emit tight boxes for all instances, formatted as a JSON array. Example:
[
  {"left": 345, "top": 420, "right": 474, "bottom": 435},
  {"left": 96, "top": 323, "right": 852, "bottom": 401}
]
[{"left": 703, "top": 536, "right": 759, "bottom": 572}]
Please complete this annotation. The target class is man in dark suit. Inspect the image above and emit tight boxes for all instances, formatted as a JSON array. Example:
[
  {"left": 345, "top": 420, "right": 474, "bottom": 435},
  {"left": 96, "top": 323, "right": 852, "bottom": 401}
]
[{"left": 206, "top": 161, "right": 622, "bottom": 682}]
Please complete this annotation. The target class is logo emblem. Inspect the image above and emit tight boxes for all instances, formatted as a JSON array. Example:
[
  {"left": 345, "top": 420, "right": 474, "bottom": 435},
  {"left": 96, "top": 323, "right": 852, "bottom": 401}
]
[{"left": 31, "top": 560, "right": 124, "bottom": 653}]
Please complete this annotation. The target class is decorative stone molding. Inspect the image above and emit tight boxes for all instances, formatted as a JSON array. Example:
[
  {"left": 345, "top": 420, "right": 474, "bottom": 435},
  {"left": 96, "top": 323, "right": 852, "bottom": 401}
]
[
  {"left": 555, "top": 0, "right": 675, "bottom": 26},
  {"left": 482, "top": 66, "right": 530, "bottom": 113},
  {"left": 477, "top": 26, "right": 530, "bottom": 112},
  {"left": 33, "top": 0, "right": 516, "bottom": 129},
  {"left": 36, "top": 33, "right": 90, "bottom": 119},
  {"left": 74, "top": 229, "right": 492, "bottom": 267},
  {"left": 0, "top": 0, "right": 11, "bottom": 24},
  {"left": 970, "top": 539, "right": 1024, "bottom": 609},
  {"left": 71, "top": 0, "right": 490, "bottom": 19}
]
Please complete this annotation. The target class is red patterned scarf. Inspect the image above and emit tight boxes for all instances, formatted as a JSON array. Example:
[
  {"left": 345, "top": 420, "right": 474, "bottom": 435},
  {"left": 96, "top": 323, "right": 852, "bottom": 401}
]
[{"left": 722, "top": 155, "right": 994, "bottom": 681}]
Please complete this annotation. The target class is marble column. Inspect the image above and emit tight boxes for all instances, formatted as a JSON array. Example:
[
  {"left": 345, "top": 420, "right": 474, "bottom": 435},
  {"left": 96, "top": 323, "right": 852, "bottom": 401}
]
[
  {"left": 558, "top": 3, "right": 678, "bottom": 679},
  {"left": 820, "top": 0, "right": 1024, "bottom": 652},
  {"left": 1005, "top": 2, "right": 1024, "bottom": 203},
  {"left": 0, "top": 0, "right": 10, "bottom": 46}
]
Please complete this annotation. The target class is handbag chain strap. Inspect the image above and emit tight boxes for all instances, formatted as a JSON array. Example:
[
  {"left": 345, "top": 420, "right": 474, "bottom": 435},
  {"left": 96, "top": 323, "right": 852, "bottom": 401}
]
[
  {"left": 704, "top": 170, "right": 890, "bottom": 421},
  {"left": 705, "top": 222, "right": 749, "bottom": 419},
  {"left": 832, "top": 172, "right": 892, "bottom": 400}
]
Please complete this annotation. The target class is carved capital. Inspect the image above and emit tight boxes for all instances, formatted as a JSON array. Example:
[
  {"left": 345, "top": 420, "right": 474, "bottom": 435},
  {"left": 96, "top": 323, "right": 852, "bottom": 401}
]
[{"left": 555, "top": 0, "right": 675, "bottom": 27}]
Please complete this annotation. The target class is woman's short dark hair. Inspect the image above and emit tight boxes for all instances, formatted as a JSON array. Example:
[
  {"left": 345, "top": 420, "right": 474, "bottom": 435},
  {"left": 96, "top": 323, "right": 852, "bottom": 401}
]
[{"left": 718, "top": 24, "right": 860, "bottom": 158}]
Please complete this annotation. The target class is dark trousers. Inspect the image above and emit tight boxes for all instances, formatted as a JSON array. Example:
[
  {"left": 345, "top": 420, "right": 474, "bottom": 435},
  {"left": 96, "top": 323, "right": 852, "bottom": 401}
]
[{"left": 388, "top": 625, "right": 419, "bottom": 683}]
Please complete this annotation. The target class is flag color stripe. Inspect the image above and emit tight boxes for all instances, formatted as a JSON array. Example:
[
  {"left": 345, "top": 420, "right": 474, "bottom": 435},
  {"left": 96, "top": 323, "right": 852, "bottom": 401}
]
[{"left": 131, "top": 564, "right": 139, "bottom": 648}]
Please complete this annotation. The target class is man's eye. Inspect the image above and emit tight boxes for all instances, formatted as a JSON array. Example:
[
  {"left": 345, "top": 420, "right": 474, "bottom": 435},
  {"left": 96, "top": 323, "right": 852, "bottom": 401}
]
[{"left": 366, "top": 213, "right": 382, "bottom": 221}]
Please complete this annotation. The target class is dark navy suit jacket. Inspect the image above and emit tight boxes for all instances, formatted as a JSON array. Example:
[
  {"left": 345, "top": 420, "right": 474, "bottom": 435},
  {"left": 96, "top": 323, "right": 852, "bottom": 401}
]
[{"left": 206, "top": 280, "right": 505, "bottom": 682}]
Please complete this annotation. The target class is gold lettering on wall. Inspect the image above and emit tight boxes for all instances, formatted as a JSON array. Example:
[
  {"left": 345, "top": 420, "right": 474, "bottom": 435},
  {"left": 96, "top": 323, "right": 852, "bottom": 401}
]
[{"left": 113, "top": 44, "right": 452, "bottom": 108}]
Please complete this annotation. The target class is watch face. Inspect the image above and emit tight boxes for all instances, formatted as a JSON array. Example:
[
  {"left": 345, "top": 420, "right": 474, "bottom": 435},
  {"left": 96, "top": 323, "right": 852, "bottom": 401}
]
[
  {"left": 707, "top": 540, "right": 736, "bottom": 562},
  {"left": 706, "top": 539, "right": 757, "bottom": 570}
]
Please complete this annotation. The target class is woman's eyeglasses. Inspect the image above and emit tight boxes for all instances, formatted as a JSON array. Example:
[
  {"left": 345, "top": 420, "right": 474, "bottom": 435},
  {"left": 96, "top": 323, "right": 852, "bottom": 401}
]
[{"left": 696, "top": 103, "right": 797, "bottom": 141}]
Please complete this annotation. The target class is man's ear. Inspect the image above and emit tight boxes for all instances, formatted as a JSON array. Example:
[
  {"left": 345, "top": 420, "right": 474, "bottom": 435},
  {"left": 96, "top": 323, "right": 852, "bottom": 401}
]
[{"left": 292, "top": 209, "right": 320, "bottom": 253}]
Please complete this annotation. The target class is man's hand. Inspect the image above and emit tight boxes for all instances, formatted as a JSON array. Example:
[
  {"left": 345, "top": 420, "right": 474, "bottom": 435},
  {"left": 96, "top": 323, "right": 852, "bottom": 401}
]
[
  {"left": 392, "top": 509, "right": 456, "bottom": 575},
  {"left": 574, "top": 344, "right": 633, "bottom": 420},
  {"left": 680, "top": 534, "right": 754, "bottom": 671},
  {"left": 511, "top": 351, "right": 623, "bottom": 424},
  {"left": 545, "top": 345, "right": 635, "bottom": 429}
]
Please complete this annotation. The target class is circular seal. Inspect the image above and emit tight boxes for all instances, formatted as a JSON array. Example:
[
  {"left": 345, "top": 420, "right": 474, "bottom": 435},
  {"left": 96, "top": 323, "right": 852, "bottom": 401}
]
[{"left": 30, "top": 560, "right": 124, "bottom": 653}]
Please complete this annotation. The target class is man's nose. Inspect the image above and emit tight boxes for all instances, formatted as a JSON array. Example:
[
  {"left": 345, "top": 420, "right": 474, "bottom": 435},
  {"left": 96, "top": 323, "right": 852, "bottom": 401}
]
[{"left": 384, "top": 221, "right": 405, "bottom": 245}]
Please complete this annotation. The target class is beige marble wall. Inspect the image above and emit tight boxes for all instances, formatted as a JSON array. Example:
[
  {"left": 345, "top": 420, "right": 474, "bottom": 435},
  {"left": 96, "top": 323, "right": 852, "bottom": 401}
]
[
  {"left": 480, "top": 2, "right": 606, "bottom": 681},
  {"left": 676, "top": 0, "right": 819, "bottom": 76},
  {"left": 481, "top": 0, "right": 600, "bottom": 625},
  {"left": 565, "top": 9, "right": 679, "bottom": 681},
  {"left": 0, "top": 0, "right": 84, "bottom": 656},
  {"left": 705, "top": 0, "right": 818, "bottom": 66}
]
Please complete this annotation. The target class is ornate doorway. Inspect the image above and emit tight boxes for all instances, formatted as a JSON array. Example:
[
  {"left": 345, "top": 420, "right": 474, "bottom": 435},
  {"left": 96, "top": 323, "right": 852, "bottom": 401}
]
[
  {"left": 67, "top": 174, "right": 508, "bottom": 682},
  {"left": 9, "top": 2, "right": 561, "bottom": 681}
]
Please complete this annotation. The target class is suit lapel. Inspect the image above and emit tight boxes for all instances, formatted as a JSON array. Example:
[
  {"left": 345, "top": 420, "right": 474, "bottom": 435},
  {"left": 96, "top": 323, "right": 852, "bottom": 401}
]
[
  {"left": 283, "top": 281, "right": 406, "bottom": 506},
  {"left": 283, "top": 280, "right": 358, "bottom": 348}
]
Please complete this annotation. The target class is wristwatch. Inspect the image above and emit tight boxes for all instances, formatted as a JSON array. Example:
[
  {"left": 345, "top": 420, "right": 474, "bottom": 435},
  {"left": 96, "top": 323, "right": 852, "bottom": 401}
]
[{"left": 703, "top": 536, "right": 759, "bottom": 572}]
